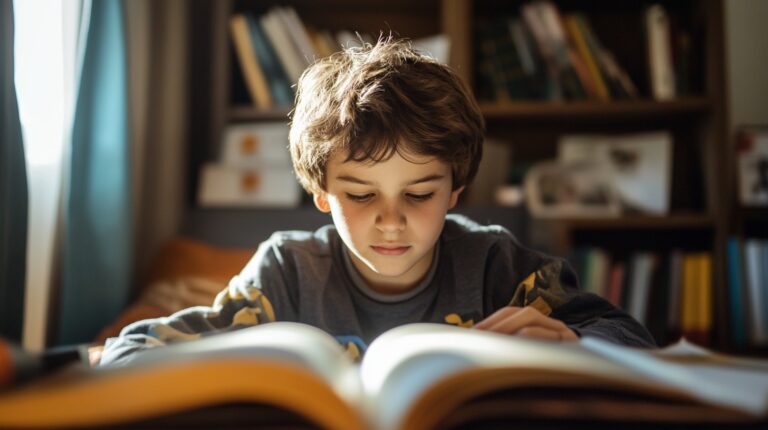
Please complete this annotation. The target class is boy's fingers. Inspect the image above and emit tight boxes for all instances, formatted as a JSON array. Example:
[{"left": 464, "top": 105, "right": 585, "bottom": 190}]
[
  {"left": 517, "top": 326, "right": 561, "bottom": 341},
  {"left": 473, "top": 306, "right": 523, "bottom": 330},
  {"left": 486, "top": 307, "right": 567, "bottom": 335}
]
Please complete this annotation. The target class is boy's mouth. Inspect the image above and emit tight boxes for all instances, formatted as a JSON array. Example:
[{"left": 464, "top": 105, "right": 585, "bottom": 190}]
[{"left": 371, "top": 245, "right": 410, "bottom": 255}]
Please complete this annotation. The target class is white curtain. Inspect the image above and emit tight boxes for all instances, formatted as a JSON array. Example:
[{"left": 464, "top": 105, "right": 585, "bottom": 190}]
[{"left": 15, "top": 0, "right": 84, "bottom": 351}]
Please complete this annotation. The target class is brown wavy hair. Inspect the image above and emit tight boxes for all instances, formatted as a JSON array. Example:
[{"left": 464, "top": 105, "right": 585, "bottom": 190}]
[{"left": 289, "top": 35, "right": 485, "bottom": 194}]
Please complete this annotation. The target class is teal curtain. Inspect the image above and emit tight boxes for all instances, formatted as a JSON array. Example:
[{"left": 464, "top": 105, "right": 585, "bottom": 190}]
[
  {"left": 58, "top": 0, "right": 131, "bottom": 344},
  {"left": 0, "top": 0, "right": 28, "bottom": 343}
]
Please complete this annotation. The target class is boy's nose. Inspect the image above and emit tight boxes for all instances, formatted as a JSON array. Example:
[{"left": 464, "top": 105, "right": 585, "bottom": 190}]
[{"left": 375, "top": 204, "right": 405, "bottom": 233}]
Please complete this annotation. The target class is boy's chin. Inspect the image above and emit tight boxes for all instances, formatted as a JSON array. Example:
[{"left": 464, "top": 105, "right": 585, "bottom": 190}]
[{"left": 367, "top": 261, "right": 421, "bottom": 280}]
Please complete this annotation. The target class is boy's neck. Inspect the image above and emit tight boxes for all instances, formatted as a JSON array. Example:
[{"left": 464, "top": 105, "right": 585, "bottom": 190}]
[{"left": 341, "top": 244, "right": 439, "bottom": 301}]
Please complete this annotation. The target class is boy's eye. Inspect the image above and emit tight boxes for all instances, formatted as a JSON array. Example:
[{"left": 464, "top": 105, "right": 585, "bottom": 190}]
[
  {"left": 407, "top": 192, "right": 434, "bottom": 202},
  {"left": 346, "top": 193, "right": 374, "bottom": 202}
]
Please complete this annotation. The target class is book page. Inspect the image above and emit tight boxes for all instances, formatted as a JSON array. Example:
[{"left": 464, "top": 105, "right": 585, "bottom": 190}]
[
  {"left": 582, "top": 336, "right": 768, "bottom": 416},
  {"left": 132, "top": 322, "right": 357, "bottom": 392},
  {"left": 0, "top": 322, "right": 365, "bottom": 430},
  {"left": 360, "top": 324, "right": 648, "bottom": 430},
  {"left": 129, "top": 322, "right": 365, "bottom": 416}
]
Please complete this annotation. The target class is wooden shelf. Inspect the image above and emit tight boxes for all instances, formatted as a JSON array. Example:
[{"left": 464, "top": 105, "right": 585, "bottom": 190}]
[
  {"left": 740, "top": 207, "right": 768, "bottom": 220},
  {"left": 229, "top": 106, "right": 292, "bottom": 122},
  {"left": 228, "top": 99, "right": 712, "bottom": 123},
  {"left": 479, "top": 98, "right": 712, "bottom": 121},
  {"left": 556, "top": 213, "right": 715, "bottom": 230}
]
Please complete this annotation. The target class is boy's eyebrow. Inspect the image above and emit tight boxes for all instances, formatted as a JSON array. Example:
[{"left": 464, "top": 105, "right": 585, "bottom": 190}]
[{"left": 336, "top": 174, "right": 446, "bottom": 186}]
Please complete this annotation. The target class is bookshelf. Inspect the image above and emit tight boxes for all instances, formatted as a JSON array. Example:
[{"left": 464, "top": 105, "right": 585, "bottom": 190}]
[
  {"left": 479, "top": 98, "right": 712, "bottom": 120},
  {"left": 187, "top": 0, "right": 738, "bottom": 351}
]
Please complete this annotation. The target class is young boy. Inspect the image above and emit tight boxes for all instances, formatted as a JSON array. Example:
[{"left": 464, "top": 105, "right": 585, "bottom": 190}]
[{"left": 101, "top": 38, "right": 653, "bottom": 366}]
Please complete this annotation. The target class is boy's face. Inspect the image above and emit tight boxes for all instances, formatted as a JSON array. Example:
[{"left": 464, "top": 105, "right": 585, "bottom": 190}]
[{"left": 314, "top": 149, "right": 463, "bottom": 295}]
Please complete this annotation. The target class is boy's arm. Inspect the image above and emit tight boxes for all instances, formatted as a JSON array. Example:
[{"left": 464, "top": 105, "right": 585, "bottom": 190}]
[
  {"left": 99, "top": 284, "right": 276, "bottom": 366},
  {"left": 100, "top": 240, "right": 295, "bottom": 366},
  {"left": 481, "top": 238, "right": 656, "bottom": 348}
]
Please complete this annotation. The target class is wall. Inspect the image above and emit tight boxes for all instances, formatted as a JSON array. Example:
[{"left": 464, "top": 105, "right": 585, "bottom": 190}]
[{"left": 726, "top": 0, "right": 768, "bottom": 129}]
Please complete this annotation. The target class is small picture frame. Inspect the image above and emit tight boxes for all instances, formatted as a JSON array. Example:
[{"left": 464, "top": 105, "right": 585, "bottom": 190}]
[
  {"left": 736, "top": 126, "right": 768, "bottom": 207},
  {"left": 524, "top": 161, "right": 622, "bottom": 218}
]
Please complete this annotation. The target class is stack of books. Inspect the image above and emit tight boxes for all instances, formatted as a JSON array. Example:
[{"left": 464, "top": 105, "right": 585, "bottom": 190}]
[
  {"left": 229, "top": 6, "right": 341, "bottom": 109},
  {"left": 570, "top": 247, "right": 713, "bottom": 346},
  {"left": 476, "top": 1, "right": 696, "bottom": 102},
  {"left": 198, "top": 122, "right": 301, "bottom": 208},
  {"left": 728, "top": 237, "right": 768, "bottom": 348}
]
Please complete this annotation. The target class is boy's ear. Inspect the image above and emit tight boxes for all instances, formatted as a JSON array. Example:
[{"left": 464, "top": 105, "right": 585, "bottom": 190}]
[
  {"left": 313, "top": 193, "right": 331, "bottom": 213},
  {"left": 448, "top": 186, "right": 465, "bottom": 209}
]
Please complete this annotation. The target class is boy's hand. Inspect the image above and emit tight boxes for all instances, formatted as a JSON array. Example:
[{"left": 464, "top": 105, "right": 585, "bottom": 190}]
[{"left": 473, "top": 306, "right": 578, "bottom": 341}]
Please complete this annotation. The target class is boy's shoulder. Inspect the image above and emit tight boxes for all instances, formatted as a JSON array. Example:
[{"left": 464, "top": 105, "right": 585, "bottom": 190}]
[
  {"left": 262, "top": 224, "right": 339, "bottom": 257},
  {"left": 442, "top": 214, "right": 516, "bottom": 246}
]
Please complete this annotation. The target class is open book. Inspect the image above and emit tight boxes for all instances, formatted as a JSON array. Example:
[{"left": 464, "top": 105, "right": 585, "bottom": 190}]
[{"left": 1, "top": 322, "right": 767, "bottom": 429}]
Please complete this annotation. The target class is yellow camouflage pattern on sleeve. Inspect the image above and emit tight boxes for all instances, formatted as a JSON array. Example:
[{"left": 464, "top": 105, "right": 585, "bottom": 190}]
[
  {"left": 146, "top": 283, "right": 278, "bottom": 343},
  {"left": 508, "top": 260, "right": 569, "bottom": 316}
]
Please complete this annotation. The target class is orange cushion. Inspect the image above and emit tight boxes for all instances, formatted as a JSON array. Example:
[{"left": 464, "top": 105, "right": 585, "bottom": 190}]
[
  {"left": 143, "top": 238, "right": 255, "bottom": 288},
  {"left": 94, "top": 238, "right": 255, "bottom": 343}
]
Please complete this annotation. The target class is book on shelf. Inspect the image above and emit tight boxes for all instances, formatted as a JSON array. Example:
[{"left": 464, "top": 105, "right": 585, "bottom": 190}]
[
  {"left": 606, "top": 261, "right": 626, "bottom": 307},
  {"left": 676, "top": 253, "right": 711, "bottom": 346},
  {"left": 229, "top": 14, "right": 272, "bottom": 108},
  {"left": 508, "top": 17, "right": 541, "bottom": 77},
  {"left": 476, "top": 18, "right": 537, "bottom": 101},
  {"left": 646, "top": 253, "right": 672, "bottom": 346},
  {"left": 581, "top": 247, "right": 610, "bottom": 297},
  {"left": 627, "top": 253, "right": 656, "bottom": 327},
  {"left": 666, "top": 250, "right": 684, "bottom": 337},
  {"left": 744, "top": 239, "right": 768, "bottom": 345},
  {"left": 727, "top": 238, "right": 749, "bottom": 348},
  {"left": 645, "top": 4, "right": 676, "bottom": 100},
  {"left": 306, "top": 26, "right": 340, "bottom": 58},
  {"left": 273, "top": 6, "right": 318, "bottom": 66},
  {"left": 572, "top": 13, "right": 638, "bottom": 99},
  {"left": 260, "top": 8, "right": 307, "bottom": 84},
  {"left": 245, "top": 12, "right": 294, "bottom": 107},
  {"left": 478, "top": 1, "right": 638, "bottom": 103},
  {"left": 563, "top": 13, "right": 610, "bottom": 101},
  {"left": 520, "top": 1, "right": 579, "bottom": 100},
  {"left": 2, "top": 322, "right": 768, "bottom": 430},
  {"left": 570, "top": 248, "right": 712, "bottom": 347}
]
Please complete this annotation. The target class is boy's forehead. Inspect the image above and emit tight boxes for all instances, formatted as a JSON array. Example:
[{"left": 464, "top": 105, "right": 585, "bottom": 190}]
[
  {"left": 330, "top": 150, "right": 444, "bottom": 168},
  {"left": 327, "top": 150, "right": 451, "bottom": 181}
]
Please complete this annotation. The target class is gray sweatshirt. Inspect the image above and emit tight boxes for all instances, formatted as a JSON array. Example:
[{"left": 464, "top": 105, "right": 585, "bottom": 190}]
[{"left": 101, "top": 215, "right": 654, "bottom": 365}]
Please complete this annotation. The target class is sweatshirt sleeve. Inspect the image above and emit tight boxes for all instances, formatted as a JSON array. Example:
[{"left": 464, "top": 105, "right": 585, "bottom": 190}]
[
  {"left": 100, "top": 237, "right": 298, "bottom": 366},
  {"left": 486, "top": 234, "right": 656, "bottom": 348}
]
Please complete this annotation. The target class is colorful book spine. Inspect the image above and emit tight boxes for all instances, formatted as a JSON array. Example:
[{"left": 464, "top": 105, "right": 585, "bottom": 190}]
[
  {"left": 645, "top": 4, "right": 676, "bottom": 100},
  {"left": 245, "top": 13, "right": 294, "bottom": 107},
  {"left": 697, "top": 253, "right": 713, "bottom": 345},
  {"left": 666, "top": 250, "right": 683, "bottom": 336},
  {"left": 260, "top": 9, "right": 306, "bottom": 84},
  {"left": 564, "top": 14, "right": 610, "bottom": 101},
  {"left": 606, "top": 262, "right": 625, "bottom": 307},
  {"left": 727, "top": 238, "right": 748, "bottom": 347},
  {"left": 745, "top": 240, "right": 767, "bottom": 344},
  {"left": 229, "top": 14, "right": 272, "bottom": 108},
  {"left": 681, "top": 252, "right": 699, "bottom": 342}
]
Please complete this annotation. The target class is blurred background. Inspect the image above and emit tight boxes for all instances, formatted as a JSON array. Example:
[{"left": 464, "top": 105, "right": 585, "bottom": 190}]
[{"left": 1, "top": 0, "right": 766, "bottom": 355}]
